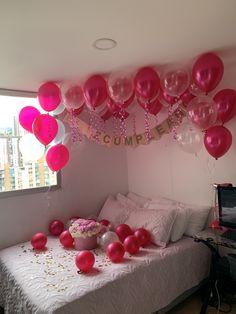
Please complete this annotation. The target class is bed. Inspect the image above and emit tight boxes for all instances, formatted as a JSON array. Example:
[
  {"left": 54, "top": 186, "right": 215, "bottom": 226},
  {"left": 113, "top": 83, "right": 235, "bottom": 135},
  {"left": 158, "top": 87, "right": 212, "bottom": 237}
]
[{"left": 0, "top": 236, "right": 210, "bottom": 314}]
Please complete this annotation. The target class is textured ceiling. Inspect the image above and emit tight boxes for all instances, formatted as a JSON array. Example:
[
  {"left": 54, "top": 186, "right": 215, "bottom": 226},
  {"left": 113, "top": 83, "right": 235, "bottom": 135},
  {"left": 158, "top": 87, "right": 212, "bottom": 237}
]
[{"left": 0, "top": 0, "right": 236, "bottom": 91}]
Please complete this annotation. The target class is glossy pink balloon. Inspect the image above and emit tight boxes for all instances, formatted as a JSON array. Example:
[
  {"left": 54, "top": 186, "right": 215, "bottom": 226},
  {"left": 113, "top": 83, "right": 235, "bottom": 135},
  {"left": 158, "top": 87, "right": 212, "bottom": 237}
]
[
  {"left": 187, "top": 97, "right": 217, "bottom": 130},
  {"left": 107, "top": 97, "right": 120, "bottom": 114},
  {"left": 19, "top": 106, "right": 40, "bottom": 132},
  {"left": 138, "top": 97, "right": 162, "bottom": 116},
  {"left": 180, "top": 90, "right": 196, "bottom": 105},
  {"left": 31, "top": 233, "right": 47, "bottom": 250},
  {"left": 134, "top": 67, "right": 160, "bottom": 101},
  {"left": 46, "top": 144, "right": 70, "bottom": 171},
  {"left": 106, "top": 242, "right": 125, "bottom": 263},
  {"left": 64, "top": 85, "right": 84, "bottom": 110},
  {"left": 159, "top": 88, "right": 178, "bottom": 106},
  {"left": 122, "top": 93, "right": 135, "bottom": 109},
  {"left": 75, "top": 250, "right": 95, "bottom": 272},
  {"left": 113, "top": 110, "right": 129, "bottom": 120},
  {"left": 84, "top": 75, "right": 107, "bottom": 109},
  {"left": 204, "top": 125, "right": 232, "bottom": 159},
  {"left": 59, "top": 230, "right": 74, "bottom": 248},
  {"left": 123, "top": 235, "right": 140, "bottom": 255},
  {"left": 33, "top": 114, "right": 58, "bottom": 145},
  {"left": 67, "top": 105, "right": 85, "bottom": 117},
  {"left": 213, "top": 89, "right": 236, "bottom": 124},
  {"left": 192, "top": 53, "right": 224, "bottom": 93},
  {"left": 101, "top": 110, "right": 112, "bottom": 121},
  {"left": 49, "top": 219, "right": 64, "bottom": 236},
  {"left": 38, "top": 82, "right": 61, "bottom": 112}
]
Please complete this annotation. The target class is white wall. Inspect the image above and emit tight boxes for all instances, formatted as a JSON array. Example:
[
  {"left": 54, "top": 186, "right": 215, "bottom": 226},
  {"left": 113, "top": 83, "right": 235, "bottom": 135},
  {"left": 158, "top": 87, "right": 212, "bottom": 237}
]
[{"left": 0, "top": 139, "right": 128, "bottom": 249}]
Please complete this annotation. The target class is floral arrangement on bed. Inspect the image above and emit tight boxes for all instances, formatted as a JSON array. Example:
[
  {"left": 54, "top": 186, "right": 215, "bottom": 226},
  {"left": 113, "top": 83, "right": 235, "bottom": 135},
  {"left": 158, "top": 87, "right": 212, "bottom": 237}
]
[{"left": 69, "top": 218, "right": 101, "bottom": 238}]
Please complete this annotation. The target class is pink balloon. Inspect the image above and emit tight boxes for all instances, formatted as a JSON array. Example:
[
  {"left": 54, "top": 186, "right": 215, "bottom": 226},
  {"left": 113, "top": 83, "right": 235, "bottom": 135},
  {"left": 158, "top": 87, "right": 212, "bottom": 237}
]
[
  {"left": 99, "top": 219, "right": 110, "bottom": 227},
  {"left": 59, "top": 230, "right": 74, "bottom": 248},
  {"left": 180, "top": 90, "right": 196, "bottom": 105},
  {"left": 46, "top": 144, "right": 69, "bottom": 171},
  {"left": 138, "top": 97, "right": 162, "bottom": 116},
  {"left": 19, "top": 106, "right": 40, "bottom": 132},
  {"left": 38, "top": 82, "right": 61, "bottom": 112},
  {"left": 84, "top": 75, "right": 108, "bottom": 109},
  {"left": 122, "top": 93, "right": 135, "bottom": 109},
  {"left": 187, "top": 96, "right": 217, "bottom": 130},
  {"left": 101, "top": 110, "right": 112, "bottom": 121},
  {"left": 192, "top": 53, "right": 224, "bottom": 93},
  {"left": 113, "top": 110, "right": 129, "bottom": 120},
  {"left": 63, "top": 85, "right": 84, "bottom": 110},
  {"left": 159, "top": 88, "right": 178, "bottom": 106},
  {"left": 75, "top": 250, "right": 95, "bottom": 272},
  {"left": 31, "top": 233, "right": 47, "bottom": 250},
  {"left": 106, "top": 242, "right": 125, "bottom": 263},
  {"left": 33, "top": 114, "right": 58, "bottom": 145},
  {"left": 134, "top": 67, "right": 160, "bottom": 101},
  {"left": 108, "top": 72, "right": 133, "bottom": 104},
  {"left": 67, "top": 105, "right": 84, "bottom": 117},
  {"left": 213, "top": 89, "right": 236, "bottom": 124},
  {"left": 204, "top": 125, "right": 232, "bottom": 159},
  {"left": 134, "top": 228, "right": 151, "bottom": 247},
  {"left": 160, "top": 67, "right": 190, "bottom": 97},
  {"left": 123, "top": 235, "right": 140, "bottom": 254},
  {"left": 115, "top": 224, "right": 133, "bottom": 242},
  {"left": 49, "top": 219, "right": 64, "bottom": 236}
]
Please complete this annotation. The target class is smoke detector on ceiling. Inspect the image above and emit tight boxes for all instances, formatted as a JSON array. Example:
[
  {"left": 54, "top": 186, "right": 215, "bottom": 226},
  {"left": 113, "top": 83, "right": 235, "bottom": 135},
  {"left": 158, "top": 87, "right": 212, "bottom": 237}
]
[{"left": 93, "top": 38, "right": 117, "bottom": 50}]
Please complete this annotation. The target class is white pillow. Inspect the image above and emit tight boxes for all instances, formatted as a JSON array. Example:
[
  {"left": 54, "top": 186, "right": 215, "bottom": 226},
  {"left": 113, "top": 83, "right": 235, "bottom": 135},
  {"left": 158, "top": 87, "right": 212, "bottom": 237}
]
[
  {"left": 170, "top": 205, "right": 191, "bottom": 242},
  {"left": 145, "top": 202, "right": 190, "bottom": 242},
  {"left": 116, "top": 193, "right": 138, "bottom": 209},
  {"left": 145, "top": 196, "right": 178, "bottom": 207},
  {"left": 127, "top": 192, "right": 150, "bottom": 207},
  {"left": 183, "top": 204, "right": 211, "bottom": 236},
  {"left": 98, "top": 196, "right": 132, "bottom": 227},
  {"left": 125, "top": 208, "right": 177, "bottom": 247}
]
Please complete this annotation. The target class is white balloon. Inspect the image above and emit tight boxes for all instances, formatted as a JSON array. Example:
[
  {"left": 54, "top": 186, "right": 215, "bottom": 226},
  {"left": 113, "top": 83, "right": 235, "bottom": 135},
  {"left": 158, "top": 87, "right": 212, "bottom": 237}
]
[
  {"left": 52, "top": 119, "right": 66, "bottom": 144},
  {"left": 53, "top": 102, "right": 65, "bottom": 115},
  {"left": 98, "top": 231, "right": 119, "bottom": 250},
  {"left": 175, "top": 122, "right": 203, "bottom": 154},
  {"left": 19, "top": 134, "right": 45, "bottom": 161}
]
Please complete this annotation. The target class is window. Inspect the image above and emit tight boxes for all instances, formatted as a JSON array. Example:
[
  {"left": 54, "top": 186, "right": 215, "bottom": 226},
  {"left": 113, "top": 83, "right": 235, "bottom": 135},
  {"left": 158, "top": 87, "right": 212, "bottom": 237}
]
[{"left": 0, "top": 90, "right": 59, "bottom": 197}]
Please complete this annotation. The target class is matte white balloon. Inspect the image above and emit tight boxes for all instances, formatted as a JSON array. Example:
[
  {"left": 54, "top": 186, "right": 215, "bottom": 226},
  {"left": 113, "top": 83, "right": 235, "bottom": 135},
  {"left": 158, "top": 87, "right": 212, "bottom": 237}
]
[
  {"left": 53, "top": 102, "right": 65, "bottom": 115},
  {"left": 52, "top": 119, "right": 66, "bottom": 144},
  {"left": 19, "top": 134, "right": 45, "bottom": 161}
]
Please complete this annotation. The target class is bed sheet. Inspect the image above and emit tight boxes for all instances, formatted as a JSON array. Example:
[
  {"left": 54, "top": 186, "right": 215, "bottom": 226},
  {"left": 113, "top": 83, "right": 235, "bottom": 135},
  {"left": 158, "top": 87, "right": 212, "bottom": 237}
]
[{"left": 0, "top": 236, "right": 210, "bottom": 314}]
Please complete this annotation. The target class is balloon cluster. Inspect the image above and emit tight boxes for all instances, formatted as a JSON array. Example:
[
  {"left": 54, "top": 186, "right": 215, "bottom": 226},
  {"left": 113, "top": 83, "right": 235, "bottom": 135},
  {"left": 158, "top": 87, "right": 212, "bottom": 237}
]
[
  {"left": 98, "top": 222, "right": 151, "bottom": 264},
  {"left": 19, "top": 51, "right": 236, "bottom": 167}
]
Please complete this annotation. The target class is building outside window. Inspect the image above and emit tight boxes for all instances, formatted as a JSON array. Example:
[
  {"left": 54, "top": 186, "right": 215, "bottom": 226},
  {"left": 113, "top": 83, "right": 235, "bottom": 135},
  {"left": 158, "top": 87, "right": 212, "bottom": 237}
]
[{"left": 0, "top": 93, "right": 58, "bottom": 194}]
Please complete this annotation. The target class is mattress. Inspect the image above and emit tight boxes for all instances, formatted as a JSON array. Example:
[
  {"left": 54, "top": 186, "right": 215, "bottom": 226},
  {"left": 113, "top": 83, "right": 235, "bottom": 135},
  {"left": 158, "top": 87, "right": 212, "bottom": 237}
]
[{"left": 0, "top": 236, "right": 210, "bottom": 314}]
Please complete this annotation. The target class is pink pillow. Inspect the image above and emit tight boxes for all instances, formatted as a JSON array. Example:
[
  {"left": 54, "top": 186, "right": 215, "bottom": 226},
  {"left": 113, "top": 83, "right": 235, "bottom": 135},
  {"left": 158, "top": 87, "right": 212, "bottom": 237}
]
[
  {"left": 125, "top": 208, "right": 177, "bottom": 247},
  {"left": 98, "top": 196, "right": 132, "bottom": 227}
]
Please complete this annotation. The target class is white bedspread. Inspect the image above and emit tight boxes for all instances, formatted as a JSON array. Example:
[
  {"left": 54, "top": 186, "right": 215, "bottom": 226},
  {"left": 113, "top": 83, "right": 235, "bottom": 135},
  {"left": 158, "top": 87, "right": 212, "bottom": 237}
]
[{"left": 0, "top": 237, "right": 210, "bottom": 314}]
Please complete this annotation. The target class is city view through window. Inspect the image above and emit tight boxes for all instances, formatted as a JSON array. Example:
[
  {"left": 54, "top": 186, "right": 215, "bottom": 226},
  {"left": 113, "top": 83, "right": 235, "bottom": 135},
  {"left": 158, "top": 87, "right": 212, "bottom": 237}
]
[{"left": 0, "top": 94, "right": 57, "bottom": 193}]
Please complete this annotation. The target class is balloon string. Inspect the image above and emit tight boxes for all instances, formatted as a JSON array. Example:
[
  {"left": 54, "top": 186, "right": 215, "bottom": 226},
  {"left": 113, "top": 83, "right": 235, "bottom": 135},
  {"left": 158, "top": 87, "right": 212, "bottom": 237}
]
[
  {"left": 132, "top": 114, "right": 137, "bottom": 135},
  {"left": 119, "top": 109, "right": 127, "bottom": 139},
  {"left": 144, "top": 103, "right": 151, "bottom": 143},
  {"left": 46, "top": 185, "right": 51, "bottom": 210}
]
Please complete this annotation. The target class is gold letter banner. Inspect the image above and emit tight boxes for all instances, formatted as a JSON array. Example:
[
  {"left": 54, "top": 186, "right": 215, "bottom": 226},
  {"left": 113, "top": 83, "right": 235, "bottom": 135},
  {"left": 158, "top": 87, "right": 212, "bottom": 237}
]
[{"left": 64, "top": 105, "right": 186, "bottom": 148}]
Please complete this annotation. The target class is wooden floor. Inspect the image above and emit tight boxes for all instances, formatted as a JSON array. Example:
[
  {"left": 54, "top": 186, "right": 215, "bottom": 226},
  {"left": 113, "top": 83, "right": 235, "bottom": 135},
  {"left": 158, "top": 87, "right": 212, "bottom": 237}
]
[
  {"left": 167, "top": 292, "right": 236, "bottom": 314},
  {"left": 1, "top": 294, "right": 236, "bottom": 314}
]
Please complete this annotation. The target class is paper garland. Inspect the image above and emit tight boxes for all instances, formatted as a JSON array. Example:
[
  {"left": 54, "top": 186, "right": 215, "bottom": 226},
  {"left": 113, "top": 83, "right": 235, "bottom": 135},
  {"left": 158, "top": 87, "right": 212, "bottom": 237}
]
[{"left": 64, "top": 105, "right": 186, "bottom": 148}]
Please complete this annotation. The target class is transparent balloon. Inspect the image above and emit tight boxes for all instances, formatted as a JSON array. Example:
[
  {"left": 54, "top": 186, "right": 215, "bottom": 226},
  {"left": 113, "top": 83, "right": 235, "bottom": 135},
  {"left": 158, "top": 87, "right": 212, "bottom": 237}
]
[
  {"left": 175, "top": 122, "right": 203, "bottom": 154},
  {"left": 52, "top": 119, "right": 66, "bottom": 144},
  {"left": 19, "top": 134, "right": 45, "bottom": 161},
  {"left": 62, "top": 83, "right": 84, "bottom": 110},
  {"left": 108, "top": 71, "right": 133, "bottom": 104},
  {"left": 98, "top": 231, "right": 119, "bottom": 251},
  {"left": 187, "top": 96, "right": 217, "bottom": 130},
  {"left": 160, "top": 66, "right": 190, "bottom": 97}
]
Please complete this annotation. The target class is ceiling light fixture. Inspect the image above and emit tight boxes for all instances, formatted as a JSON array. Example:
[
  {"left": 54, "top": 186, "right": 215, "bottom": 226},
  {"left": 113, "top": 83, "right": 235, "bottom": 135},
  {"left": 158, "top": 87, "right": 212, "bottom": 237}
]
[{"left": 93, "top": 38, "right": 117, "bottom": 50}]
